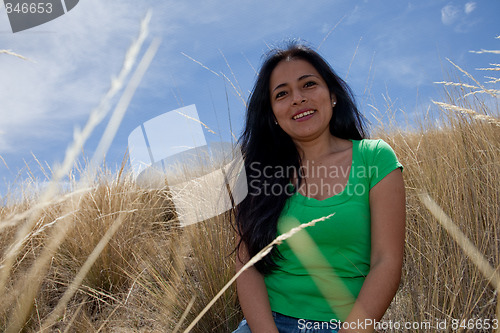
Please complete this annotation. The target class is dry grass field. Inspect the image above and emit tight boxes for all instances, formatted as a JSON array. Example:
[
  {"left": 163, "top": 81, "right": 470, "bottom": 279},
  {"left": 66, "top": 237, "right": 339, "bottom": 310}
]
[{"left": 1, "top": 33, "right": 498, "bottom": 332}]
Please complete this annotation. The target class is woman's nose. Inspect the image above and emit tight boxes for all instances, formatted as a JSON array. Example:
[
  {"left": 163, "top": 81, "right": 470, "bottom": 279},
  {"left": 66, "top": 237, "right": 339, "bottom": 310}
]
[{"left": 291, "top": 90, "right": 306, "bottom": 105}]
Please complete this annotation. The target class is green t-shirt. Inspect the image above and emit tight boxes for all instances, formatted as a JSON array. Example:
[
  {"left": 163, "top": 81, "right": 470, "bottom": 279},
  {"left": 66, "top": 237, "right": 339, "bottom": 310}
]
[{"left": 264, "top": 139, "right": 403, "bottom": 322}]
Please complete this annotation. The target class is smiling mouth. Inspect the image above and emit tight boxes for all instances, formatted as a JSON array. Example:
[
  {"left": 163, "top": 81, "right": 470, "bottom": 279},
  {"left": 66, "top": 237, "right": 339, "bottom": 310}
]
[{"left": 292, "top": 110, "right": 316, "bottom": 120}]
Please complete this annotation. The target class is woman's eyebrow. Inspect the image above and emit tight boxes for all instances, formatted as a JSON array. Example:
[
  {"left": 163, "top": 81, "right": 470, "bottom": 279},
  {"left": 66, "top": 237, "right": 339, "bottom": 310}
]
[
  {"left": 298, "top": 74, "right": 316, "bottom": 81},
  {"left": 272, "top": 82, "right": 287, "bottom": 93},
  {"left": 272, "top": 74, "right": 318, "bottom": 93}
]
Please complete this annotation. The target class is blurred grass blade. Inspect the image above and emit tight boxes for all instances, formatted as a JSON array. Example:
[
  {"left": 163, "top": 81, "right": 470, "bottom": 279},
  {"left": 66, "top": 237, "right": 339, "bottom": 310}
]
[
  {"left": 172, "top": 295, "right": 196, "bottom": 333},
  {"left": 90, "top": 37, "right": 161, "bottom": 172},
  {"left": 419, "top": 192, "right": 500, "bottom": 329},
  {"left": 183, "top": 213, "right": 333, "bottom": 333},
  {"left": 0, "top": 49, "right": 32, "bottom": 61}
]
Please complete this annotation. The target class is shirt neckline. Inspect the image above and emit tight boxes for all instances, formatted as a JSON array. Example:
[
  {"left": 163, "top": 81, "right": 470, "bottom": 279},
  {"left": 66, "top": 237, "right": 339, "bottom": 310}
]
[{"left": 288, "top": 139, "right": 358, "bottom": 207}]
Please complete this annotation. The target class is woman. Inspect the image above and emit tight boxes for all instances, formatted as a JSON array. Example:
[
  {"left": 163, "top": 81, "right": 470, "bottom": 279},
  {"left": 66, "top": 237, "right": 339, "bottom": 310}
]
[{"left": 232, "top": 42, "right": 405, "bottom": 333}]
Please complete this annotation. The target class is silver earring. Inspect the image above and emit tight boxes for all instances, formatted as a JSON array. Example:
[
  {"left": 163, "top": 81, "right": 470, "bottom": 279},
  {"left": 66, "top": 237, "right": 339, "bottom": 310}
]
[
  {"left": 274, "top": 120, "right": 278, "bottom": 125},
  {"left": 332, "top": 101, "right": 337, "bottom": 107}
]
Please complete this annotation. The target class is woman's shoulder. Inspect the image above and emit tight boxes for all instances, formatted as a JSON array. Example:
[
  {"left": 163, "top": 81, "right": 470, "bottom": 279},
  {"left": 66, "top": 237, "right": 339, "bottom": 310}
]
[
  {"left": 352, "top": 138, "right": 403, "bottom": 189},
  {"left": 353, "top": 138, "right": 392, "bottom": 151},
  {"left": 353, "top": 138, "right": 401, "bottom": 165}
]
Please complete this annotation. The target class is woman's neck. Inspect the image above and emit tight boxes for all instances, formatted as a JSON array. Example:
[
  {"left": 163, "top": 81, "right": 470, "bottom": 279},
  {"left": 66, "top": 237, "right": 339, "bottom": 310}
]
[{"left": 294, "top": 134, "right": 349, "bottom": 162}]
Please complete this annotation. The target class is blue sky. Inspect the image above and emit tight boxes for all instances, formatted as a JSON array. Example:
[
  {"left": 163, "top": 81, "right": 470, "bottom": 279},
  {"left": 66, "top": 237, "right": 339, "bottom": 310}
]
[{"left": 0, "top": 0, "right": 499, "bottom": 196}]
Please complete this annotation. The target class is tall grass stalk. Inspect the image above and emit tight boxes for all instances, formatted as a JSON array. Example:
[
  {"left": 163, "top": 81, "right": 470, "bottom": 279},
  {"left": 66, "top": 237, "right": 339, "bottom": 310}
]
[
  {"left": 90, "top": 29, "right": 160, "bottom": 172},
  {"left": 0, "top": 49, "right": 31, "bottom": 61}
]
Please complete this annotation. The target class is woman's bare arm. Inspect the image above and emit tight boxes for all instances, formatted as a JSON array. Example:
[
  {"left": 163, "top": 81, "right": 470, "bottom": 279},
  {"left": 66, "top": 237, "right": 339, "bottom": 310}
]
[
  {"left": 235, "top": 237, "right": 279, "bottom": 333},
  {"left": 339, "top": 168, "right": 406, "bottom": 333}
]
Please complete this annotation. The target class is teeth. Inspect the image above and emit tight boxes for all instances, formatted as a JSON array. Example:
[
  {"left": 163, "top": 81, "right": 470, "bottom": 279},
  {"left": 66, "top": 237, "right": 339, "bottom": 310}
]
[{"left": 293, "top": 110, "right": 315, "bottom": 120}]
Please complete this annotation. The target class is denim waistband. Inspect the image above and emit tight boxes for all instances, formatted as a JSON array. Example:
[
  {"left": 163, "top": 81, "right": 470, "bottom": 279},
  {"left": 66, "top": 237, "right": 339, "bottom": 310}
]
[{"left": 272, "top": 311, "right": 342, "bottom": 332}]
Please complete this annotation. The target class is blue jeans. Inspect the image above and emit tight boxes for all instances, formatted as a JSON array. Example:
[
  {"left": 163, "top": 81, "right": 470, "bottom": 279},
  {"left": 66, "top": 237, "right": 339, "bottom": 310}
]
[{"left": 232, "top": 312, "right": 340, "bottom": 333}]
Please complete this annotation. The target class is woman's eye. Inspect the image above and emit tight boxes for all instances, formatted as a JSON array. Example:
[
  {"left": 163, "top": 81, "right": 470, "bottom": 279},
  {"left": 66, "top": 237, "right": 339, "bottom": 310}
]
[
  {"left": 304, "top": 81, "right": 317, "bottom": 88},
  {"left": 275, "top": 91, "right": 286, "bottom": 99}
]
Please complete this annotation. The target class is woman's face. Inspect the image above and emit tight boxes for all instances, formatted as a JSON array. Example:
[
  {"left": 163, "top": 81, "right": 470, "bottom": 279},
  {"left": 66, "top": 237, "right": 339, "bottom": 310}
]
[{"left": 269, "top": 59, "right": 336, "bottom": 144}]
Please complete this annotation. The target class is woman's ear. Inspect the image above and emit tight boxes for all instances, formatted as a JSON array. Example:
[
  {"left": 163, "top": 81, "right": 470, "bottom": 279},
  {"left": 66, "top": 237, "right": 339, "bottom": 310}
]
[{"left": 331, "top": 94, "right": 337, "bottom": 107}]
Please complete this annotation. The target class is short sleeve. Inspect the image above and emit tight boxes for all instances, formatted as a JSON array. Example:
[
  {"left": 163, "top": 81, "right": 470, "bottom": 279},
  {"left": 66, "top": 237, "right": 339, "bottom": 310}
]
[{"left": 368, "top": 139, "right": 403, "bottom": 189}]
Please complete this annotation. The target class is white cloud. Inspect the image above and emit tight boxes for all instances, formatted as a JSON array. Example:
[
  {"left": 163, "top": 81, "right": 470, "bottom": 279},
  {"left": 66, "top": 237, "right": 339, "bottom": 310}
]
[
  {"left": 464, "top": 2, "right": 477, "bottom": 14},
  {"left": 0, "top": 0, "right": 165, "bottom": 153},
  {"left": 345, "top": 5, "right": 363, "bottom": 25},
  {"left": 440, "top": 2, "right": 479, "bottom": 32},
  {"left": 321, "top": 23, "right": 330, "bottom": 34},
  {"left": 376, "top": 55, "right": 429, "bottom": 87},
  {"left": 441, "top": 4, "right": 460, "bottom": 25}
]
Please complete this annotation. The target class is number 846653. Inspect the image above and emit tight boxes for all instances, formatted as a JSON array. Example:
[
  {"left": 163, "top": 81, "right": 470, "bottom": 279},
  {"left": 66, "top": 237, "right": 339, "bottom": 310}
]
[
  {"left": 5, "top": 2, "right": 53, "bottom": 14},
  {"left": 451, "top": 318, "right": 498, "bottom": 330}
]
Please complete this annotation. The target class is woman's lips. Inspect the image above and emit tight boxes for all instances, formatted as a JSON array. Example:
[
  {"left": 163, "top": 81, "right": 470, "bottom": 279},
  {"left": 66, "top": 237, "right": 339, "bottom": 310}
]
[{"left": 292, "top": 109, "right": 316, "bottom": 121}]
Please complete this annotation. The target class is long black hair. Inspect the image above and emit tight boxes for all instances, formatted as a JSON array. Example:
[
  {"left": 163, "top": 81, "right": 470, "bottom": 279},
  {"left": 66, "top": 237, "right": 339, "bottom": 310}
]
[{"left": 234, "top": 41, "right": 367, "bottom": 275}]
